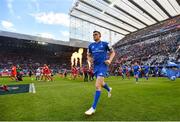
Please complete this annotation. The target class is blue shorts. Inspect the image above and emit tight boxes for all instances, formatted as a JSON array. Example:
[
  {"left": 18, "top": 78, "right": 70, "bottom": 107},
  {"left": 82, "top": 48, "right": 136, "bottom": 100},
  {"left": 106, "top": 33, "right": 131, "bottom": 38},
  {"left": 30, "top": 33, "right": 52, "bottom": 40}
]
[
  {"left": 94, "top": 64, "right": 108, "bottom": 78},
  {"left": 144, "top": 71, "right": 149, "bottom": 75},
  {"left": 134, "top": 71, "right": 139, "bottom": 76}
]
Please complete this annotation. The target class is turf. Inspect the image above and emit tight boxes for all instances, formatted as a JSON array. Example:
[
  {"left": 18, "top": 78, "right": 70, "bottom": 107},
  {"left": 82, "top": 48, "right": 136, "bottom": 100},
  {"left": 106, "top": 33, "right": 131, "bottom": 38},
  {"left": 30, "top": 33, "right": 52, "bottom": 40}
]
[{"left": 0, "top": 76, "right": 180, "bottom": 121}]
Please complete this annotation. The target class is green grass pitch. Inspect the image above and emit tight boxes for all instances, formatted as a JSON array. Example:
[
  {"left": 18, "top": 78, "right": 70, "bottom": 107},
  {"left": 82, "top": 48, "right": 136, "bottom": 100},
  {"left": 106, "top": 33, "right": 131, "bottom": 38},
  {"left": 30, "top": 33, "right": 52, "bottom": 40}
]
[{"left": 0, "top": 75, "right": 180, "bottom": 121}]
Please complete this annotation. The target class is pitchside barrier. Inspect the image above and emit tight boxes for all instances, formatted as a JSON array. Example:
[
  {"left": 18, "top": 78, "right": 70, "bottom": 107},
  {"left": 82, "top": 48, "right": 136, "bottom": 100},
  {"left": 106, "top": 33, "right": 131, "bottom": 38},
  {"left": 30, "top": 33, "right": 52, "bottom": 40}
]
[{"left": 0, "top": 83, "right": 36, "bottom": 95}]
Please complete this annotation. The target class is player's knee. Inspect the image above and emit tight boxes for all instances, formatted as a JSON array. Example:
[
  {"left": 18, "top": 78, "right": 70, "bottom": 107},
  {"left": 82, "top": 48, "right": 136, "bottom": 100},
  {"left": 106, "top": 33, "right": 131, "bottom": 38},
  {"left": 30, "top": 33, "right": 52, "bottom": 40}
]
[{"left": 95, "top": 84, "right": 101, "bottom": 90}]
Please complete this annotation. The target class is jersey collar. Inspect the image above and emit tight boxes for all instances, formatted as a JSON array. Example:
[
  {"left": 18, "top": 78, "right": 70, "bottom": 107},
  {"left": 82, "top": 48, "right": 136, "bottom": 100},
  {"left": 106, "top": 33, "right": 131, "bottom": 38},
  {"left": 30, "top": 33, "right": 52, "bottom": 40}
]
[{"left": 95, "top": 40, "right": 101, "bottom": 43}]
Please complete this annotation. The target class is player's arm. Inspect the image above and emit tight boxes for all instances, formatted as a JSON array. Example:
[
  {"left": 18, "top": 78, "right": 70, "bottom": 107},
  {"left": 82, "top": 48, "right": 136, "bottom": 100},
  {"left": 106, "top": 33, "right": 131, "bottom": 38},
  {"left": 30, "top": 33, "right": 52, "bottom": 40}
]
[
  {"left": 105, "top": 43, "right": 115, "bottom": 65},
  {"left": 87, "top": 53, "right": 93, "bottom": 63},
  {"left": 87, "top": 46, "right": 93, "bottom": 68},
  {"left": 108, "top": 48, "right": 115, "bottom": 63},
  {"left": 87, "top": 53, "right": 93, "bottom": 69}
]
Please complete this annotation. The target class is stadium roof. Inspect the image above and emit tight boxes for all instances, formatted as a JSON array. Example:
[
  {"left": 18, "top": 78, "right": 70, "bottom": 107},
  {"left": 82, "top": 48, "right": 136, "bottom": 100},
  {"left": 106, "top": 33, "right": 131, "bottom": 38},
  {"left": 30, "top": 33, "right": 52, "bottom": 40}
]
[
  {"left": 70, "top": 0, "right": 180, "bottom": 39},
  {"left": 0, "top": 30, "right": 90, "bottom": 48}
]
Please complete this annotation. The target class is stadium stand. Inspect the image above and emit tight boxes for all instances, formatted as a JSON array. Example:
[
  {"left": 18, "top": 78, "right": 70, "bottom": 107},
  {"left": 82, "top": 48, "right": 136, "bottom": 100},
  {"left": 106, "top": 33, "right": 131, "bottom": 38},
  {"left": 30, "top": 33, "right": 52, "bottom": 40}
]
[{"left": 113, "top": 15, "right": 180, "bottom": 66}]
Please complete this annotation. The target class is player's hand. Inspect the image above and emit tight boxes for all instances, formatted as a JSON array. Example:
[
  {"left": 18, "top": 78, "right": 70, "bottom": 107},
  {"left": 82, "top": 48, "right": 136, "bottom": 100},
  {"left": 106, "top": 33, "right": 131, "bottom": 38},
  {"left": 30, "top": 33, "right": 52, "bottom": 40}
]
[
  {"left": 88, "top": 58, "right": 93, "bottom": 64},
  {"left": 87, "top": 59, "right": 93, "bottom": 69},
  {"left": 105, "top": 60, "right": 111, "bottom": 65}
]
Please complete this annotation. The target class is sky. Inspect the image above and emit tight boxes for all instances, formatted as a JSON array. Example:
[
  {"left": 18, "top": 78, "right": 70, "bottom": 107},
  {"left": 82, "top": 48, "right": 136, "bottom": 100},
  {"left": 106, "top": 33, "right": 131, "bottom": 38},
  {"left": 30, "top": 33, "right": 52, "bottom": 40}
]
[{"left": 0, "top": 0, "right": 75, "bottom": 41}]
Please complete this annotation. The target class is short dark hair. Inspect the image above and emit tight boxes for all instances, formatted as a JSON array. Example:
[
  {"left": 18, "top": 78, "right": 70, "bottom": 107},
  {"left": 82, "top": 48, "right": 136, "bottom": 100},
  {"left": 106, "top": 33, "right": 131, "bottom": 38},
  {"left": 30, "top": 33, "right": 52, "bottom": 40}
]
[{"left": 93, "top": 31, "right": 101, "bottom": 35}]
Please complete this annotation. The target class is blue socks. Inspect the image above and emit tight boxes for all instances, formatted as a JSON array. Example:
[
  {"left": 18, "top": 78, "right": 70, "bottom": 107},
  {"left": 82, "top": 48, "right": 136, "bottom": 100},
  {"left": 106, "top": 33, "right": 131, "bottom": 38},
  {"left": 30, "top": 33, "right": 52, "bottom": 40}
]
[
  {"left": 91, "top": 84, "right": 110, "bottom": 109},
  {"left": 103, "top": 83, "right": 110, "bottom": 92},
  {"left": 92, "top": 90, "right": 101, "bottom": 109},
  {"left": 136, "top": 78, "right": 138, "bottom": 82}
]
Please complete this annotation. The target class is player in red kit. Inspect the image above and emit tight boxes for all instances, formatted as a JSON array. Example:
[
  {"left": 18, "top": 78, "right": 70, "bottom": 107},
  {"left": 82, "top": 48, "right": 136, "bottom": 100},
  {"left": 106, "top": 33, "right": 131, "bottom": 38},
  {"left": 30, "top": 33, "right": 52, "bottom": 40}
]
[
  {"left": 44, "top": 64, "right": 51, "bottom": 81},
  {"left": 47, "top": 66, "right": 53, "bottom": 81},
  {"left": 10, "top": 65, "right": 17, "bottom": 81},
  {"left": 41, "top": 64, "right": 51, "bottom": 81},
  {"left": 71, "top": 66, "right": 78, "bottom": 80}
]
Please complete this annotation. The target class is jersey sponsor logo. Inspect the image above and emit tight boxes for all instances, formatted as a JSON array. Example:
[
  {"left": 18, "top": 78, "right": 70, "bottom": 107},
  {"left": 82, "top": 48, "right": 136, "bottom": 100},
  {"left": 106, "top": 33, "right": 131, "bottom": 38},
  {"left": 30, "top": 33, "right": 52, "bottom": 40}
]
[{"left": 92, "top": 50, "right": 104, "bottom": 53}]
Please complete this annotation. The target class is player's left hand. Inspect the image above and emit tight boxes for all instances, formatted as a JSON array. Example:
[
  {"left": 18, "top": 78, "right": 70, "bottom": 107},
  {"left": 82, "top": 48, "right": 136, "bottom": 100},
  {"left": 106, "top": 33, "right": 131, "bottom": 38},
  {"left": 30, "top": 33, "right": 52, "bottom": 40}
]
[{"left": 105, "top": 60, "right": 111, "bottom": 65}]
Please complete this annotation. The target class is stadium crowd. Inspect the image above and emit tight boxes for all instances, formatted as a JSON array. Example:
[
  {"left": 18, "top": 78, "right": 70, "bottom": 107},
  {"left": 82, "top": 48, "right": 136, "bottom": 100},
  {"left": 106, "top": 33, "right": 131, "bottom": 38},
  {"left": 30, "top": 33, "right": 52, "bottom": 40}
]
[
  {"left": 114, "top": 31, "right": 179, "bottom": 66},
  {"left": 113, "top": 16, "right": 180, "bottom": 67}
]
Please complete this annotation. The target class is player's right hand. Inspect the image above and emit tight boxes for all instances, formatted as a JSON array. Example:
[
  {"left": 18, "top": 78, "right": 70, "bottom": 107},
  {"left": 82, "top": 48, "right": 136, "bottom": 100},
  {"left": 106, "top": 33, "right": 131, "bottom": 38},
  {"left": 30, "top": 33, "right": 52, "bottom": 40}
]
[
  {"left": 105, "top": 60, "right": 111, "bottom": 65},
  {"left": 89, "top": 58, "right": 93, "bottom": 64}
]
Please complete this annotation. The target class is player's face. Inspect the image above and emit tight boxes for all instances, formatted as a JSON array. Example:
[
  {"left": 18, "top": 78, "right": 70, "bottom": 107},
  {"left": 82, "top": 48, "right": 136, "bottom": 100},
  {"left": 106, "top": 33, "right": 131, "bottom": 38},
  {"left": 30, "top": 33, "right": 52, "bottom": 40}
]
[{"left": 93, "top": 32, "right": 101, "bottom": 41}]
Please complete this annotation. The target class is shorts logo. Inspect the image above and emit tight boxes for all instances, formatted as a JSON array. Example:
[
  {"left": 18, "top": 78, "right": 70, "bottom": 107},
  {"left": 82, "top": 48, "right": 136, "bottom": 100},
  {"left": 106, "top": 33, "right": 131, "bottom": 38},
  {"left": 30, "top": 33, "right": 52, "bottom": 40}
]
[{"left": 99, "top": 73, "right": 103, "bottom": 75}]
